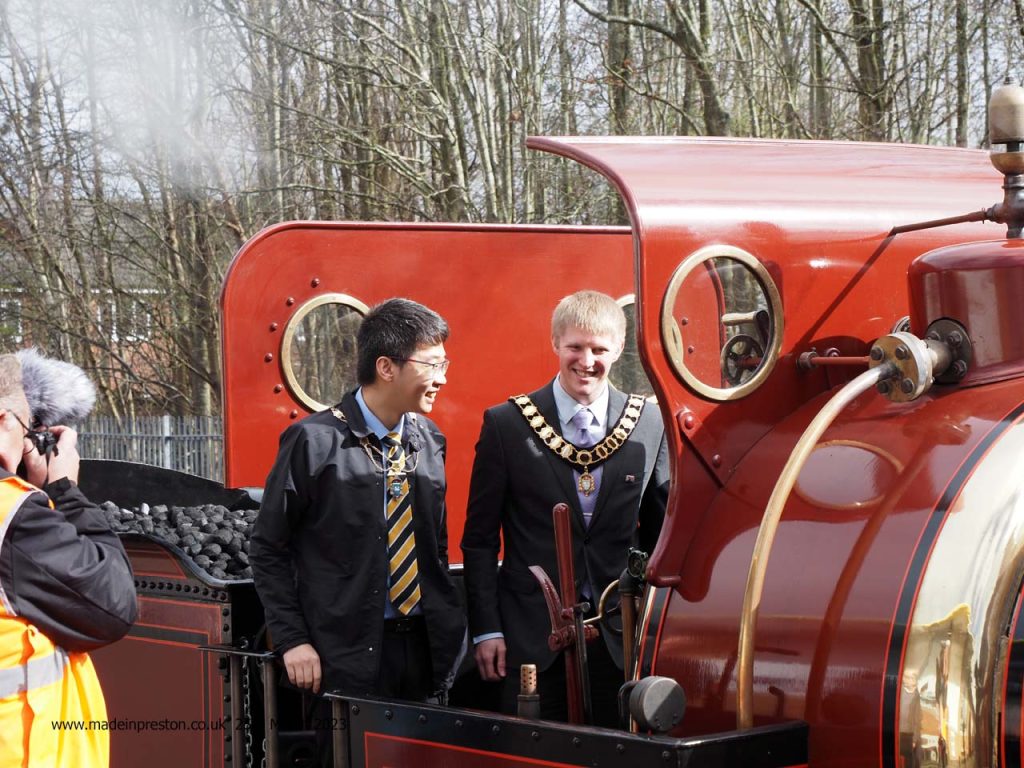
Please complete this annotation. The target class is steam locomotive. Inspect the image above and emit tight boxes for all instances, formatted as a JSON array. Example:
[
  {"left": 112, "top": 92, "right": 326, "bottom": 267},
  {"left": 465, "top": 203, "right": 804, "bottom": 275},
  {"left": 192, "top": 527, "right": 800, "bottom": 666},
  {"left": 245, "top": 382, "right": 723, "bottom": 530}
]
[{"left": 80, "top": 85, "right": 1024, "bottom": 767}]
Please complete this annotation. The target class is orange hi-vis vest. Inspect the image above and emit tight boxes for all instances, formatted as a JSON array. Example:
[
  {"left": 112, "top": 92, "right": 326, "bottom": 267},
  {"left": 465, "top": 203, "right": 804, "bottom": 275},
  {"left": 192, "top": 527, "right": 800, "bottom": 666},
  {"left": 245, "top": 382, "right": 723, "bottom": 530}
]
[{"left": 0, "top": 475, "right": 109, "bottom": 768}]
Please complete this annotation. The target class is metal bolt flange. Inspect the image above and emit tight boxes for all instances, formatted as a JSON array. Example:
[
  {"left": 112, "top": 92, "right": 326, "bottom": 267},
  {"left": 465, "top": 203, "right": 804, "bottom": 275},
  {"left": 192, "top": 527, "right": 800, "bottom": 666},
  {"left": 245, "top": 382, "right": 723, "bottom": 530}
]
[{"left": 900, "top": 378, "right": 915, "bottom": 394}]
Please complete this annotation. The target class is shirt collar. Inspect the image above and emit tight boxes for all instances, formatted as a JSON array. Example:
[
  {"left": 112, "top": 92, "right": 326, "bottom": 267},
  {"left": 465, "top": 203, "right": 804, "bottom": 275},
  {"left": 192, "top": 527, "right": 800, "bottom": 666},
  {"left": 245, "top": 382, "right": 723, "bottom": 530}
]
[
  {"left": 355, "top": 388, "right": 405, "bottom": 441},
  {"left": 552, "top": 376, "right": 609, "bottom": 431}
]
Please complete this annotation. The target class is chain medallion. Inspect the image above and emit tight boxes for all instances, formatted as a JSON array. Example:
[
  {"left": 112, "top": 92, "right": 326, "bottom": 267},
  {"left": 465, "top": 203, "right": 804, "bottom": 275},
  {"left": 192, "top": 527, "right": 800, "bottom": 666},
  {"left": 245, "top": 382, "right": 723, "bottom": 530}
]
[
  {"left": 330, "top": 406, "right": 418, "bottom": 480},
  {"left": 509, "top": 393, "right": 646, "bottom": 481}
]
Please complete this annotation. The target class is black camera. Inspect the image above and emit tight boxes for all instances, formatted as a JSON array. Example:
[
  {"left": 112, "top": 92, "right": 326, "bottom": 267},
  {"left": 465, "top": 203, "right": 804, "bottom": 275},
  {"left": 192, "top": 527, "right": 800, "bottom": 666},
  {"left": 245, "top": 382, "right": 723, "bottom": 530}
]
[{"left": 28, "top": 429, "right": 58, "bottom": 457}]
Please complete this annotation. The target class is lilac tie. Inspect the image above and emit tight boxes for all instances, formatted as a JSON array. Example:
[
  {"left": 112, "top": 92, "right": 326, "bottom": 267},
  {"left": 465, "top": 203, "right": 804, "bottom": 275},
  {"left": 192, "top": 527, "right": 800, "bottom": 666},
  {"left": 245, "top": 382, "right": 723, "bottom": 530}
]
[{"left": 571, "top": 408, "right": 602, "bottom": 527}]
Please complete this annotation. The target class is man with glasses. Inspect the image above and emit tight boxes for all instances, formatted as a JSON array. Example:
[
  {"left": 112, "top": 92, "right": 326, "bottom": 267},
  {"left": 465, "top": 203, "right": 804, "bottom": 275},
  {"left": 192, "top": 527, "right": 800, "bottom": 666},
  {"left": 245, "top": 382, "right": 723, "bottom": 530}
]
[
  {"left": 252, "top": 298, "right": 466, "bottom": 753},
  {"left": 0, "top": 353, "right": 137, "bottom": 766}
]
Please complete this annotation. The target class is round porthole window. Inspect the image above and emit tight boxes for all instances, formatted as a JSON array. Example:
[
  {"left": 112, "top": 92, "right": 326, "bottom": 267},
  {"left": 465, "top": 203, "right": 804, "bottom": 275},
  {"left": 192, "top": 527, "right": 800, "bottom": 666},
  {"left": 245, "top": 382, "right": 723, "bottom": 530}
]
[
  {"left": 281, "top": 293, "right": 369, "bottom": 411},
  {"left": 661, "top": 245, "right": 783, "bottom": 401},
  {"left": 610, "top": 294, "right": 655, "bottom": 399}
]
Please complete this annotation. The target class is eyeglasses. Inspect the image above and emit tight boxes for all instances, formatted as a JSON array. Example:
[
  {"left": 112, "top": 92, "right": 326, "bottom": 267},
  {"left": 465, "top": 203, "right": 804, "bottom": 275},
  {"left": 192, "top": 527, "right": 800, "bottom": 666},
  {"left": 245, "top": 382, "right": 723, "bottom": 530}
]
[
  {"left": 5, "top": 409, "right": 31, "bottom": 437},
  {"left": 392, "top": 357, "right": 451, "bottom": 376},
  {"left": 7, "top": 411, "right": 57, "bottom": 457}
]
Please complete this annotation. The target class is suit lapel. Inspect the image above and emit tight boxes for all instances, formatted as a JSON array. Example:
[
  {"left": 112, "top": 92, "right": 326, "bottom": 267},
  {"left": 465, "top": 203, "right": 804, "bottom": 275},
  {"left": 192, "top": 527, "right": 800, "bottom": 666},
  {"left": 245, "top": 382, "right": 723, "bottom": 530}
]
[
  {"left": 530, "top": 384, "right": 585, "bottom": 523},
  {"left": 590, "top": 387, "right": 628, "bottom": 526}
]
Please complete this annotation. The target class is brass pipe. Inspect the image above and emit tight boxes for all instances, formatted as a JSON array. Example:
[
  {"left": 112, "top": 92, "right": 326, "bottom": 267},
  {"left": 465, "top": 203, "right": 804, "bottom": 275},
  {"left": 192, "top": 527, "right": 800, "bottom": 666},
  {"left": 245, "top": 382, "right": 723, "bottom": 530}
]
[
  {"left": 797, "top": 350, "right": 871, "bottom": 370},
  {"left": 736, "top": 363, "right": 894, "bottom": 729},
  {"left": 582, "top": 580, "right": 620, "bottom": 627},
  {"left": 805, "top": 355, "right": 870, "bottom": 367},
  {"left": 889, "top": 208, "right": 989, "bottom": 235}
]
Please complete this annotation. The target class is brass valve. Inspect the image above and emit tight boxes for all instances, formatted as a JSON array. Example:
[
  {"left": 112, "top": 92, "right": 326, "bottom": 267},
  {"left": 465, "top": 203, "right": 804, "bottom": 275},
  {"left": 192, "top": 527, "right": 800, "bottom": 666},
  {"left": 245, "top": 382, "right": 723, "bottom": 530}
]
[
  {"left": 869, "top": 331, "right": 953, "bottom": 402},
  {"left": 988, "top": 80, "right": 1024, "bottom": 237},
  {"left": 890, "top": 80, "right": 1024, "bottom": 238},
  {"left": 990, "top": 79, "right": 1024, "bottom": 173}
]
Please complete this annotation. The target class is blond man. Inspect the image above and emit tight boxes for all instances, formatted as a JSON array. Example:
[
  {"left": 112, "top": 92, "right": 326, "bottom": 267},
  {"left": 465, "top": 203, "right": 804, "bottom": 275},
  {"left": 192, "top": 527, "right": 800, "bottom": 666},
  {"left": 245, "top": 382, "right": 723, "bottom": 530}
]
[{"left": 461, "top": 290, "right": 669, "bottom": 726}]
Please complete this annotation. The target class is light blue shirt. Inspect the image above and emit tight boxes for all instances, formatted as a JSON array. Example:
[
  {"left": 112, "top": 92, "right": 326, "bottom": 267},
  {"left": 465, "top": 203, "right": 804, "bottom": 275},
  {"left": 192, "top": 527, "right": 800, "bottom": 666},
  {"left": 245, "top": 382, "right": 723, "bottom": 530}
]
[
  {"left": 472, "top": 378, "right": 609, "bottom": 645},
  {"left": 355, "top": 387, "right": 405, "bottom": 444},
  {"left": 355, "top": 388, "right": 419, "bottom": 619},
  {"left": 552, "top": 376, "right": 609, "bottom": 441}
]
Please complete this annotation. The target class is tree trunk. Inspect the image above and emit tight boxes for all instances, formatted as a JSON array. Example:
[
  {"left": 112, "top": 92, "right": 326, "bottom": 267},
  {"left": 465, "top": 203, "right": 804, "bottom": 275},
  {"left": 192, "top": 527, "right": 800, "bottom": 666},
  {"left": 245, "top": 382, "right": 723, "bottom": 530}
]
[
  {"left": 848, "top": 0, "right": 887, "bottom": 140},
  {"left": 608, "top": 0, "right": 631, "bottom": 134},
  {"left": 954, "top": 0, "right": 968, "bottom": 148}
]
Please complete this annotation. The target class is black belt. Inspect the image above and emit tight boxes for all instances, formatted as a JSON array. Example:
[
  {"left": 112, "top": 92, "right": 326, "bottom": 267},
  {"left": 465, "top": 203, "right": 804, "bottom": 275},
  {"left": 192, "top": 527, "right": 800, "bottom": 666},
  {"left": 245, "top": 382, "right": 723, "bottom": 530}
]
[{"left": 383, "top": 615, "right": 425, "bottom": 634}]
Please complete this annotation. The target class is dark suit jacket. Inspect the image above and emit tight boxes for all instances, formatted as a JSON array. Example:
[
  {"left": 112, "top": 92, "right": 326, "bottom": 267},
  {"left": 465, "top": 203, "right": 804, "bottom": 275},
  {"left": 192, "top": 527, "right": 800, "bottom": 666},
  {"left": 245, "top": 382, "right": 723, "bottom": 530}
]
[
  {"left": 251, "top": 391, "right": 467, "bottom": 695},
  {"left": 461, "top": 382, "right": 669, "bottom": 673}
]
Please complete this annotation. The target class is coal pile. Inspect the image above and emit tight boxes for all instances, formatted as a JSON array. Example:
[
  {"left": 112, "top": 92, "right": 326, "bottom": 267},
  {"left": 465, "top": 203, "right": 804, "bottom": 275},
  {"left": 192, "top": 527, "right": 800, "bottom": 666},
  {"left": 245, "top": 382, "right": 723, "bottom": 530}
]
[{"left": 100, "top": 501, "right": 256, "bottom": 581}]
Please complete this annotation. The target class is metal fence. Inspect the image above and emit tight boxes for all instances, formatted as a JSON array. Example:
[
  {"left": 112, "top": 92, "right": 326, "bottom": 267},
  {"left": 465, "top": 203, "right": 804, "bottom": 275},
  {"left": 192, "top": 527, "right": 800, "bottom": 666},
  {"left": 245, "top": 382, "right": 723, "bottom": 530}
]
[{"left": 77, "top": 415, "right": 223, "bottom": 482}]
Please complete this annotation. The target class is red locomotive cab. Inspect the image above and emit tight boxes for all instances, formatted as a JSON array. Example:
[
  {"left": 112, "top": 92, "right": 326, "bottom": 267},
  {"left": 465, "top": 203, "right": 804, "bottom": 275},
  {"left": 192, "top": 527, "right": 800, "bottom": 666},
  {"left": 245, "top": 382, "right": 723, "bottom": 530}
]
[
  {"left": 217, "top": 222, "right": 642, "bottom": 552},
  {"left": 525, "top": 85, "right": 1024, "bottom": 768}
]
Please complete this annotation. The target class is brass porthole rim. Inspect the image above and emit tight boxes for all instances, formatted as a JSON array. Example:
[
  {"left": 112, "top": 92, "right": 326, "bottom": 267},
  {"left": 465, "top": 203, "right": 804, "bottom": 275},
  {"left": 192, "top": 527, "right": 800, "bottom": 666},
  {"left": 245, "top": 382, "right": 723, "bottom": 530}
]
[
  {"left": 280, "top": 292, "right": 370, "bottom": 412},
  {"left": 660, "top": 244, "right": 783, "bottom": 401},
  {"left": 792, "top": 438, "right": 906, "bottom": 511}
]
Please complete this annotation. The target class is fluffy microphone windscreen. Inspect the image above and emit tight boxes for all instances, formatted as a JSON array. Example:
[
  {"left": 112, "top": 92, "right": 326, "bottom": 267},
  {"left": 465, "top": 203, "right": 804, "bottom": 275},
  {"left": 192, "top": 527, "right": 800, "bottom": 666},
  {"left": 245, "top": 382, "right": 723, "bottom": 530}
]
[{"left": 15, "top": 348, "right": 97, "bottom": 426}]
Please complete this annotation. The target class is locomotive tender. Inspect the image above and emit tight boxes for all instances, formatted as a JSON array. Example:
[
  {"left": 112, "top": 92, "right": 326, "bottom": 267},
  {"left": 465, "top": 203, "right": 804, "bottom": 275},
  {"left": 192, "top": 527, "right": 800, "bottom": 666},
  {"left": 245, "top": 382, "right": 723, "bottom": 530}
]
[{"left": 83, "top": 86, "right": 1024, "bottom": 768}]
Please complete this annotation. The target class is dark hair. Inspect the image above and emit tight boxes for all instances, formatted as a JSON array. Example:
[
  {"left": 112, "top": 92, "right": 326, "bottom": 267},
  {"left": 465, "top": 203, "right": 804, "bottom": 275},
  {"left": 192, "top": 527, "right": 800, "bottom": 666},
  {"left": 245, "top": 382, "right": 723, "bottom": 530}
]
[{"left": 356, "top": 298, "right": 449, "bottom": 385}]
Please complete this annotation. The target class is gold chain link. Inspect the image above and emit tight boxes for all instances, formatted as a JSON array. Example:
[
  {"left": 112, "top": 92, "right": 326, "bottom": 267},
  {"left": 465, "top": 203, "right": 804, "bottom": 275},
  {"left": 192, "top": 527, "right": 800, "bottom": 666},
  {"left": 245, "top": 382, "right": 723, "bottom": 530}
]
[
  {"left": 509, "top": 393, "right": 646, "bottom": 471},
  {"left": 331, "top": 407, "right": 420, "bottom": 475}
]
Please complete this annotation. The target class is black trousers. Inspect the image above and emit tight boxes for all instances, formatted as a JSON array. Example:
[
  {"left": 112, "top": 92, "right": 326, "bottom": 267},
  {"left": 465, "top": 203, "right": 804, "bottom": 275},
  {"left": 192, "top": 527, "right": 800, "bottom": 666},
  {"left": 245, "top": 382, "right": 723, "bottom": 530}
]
[
  {"left": 317, "top": 616, "right": 433, "bottom": 766},
  {"left": 376, "top": 615, "right": 434, "bottom": 699},
  {"left": 501, "top": 637, "right": 624, "bottom": 729}
]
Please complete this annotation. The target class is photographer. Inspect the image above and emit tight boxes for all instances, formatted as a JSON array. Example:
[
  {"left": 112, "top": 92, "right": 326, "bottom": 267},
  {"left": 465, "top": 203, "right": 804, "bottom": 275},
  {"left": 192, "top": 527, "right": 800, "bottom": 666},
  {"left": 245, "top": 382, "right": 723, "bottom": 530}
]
[{"left": 0, "top": 352, "right": 137, "bottom": 767}]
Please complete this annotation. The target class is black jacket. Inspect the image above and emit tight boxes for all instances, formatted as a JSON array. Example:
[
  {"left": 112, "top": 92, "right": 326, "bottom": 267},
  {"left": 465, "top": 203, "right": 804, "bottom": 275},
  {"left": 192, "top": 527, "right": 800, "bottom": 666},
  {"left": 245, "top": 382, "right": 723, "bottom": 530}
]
[
  {"left": 0, "top": 471, "right": 137, "bottom": 651},
  {"left": 251, "top": 392, "right": 467, "bottom": 695},
  {"left": 461, "top": 383, "right": 669, "bottom": 672}
]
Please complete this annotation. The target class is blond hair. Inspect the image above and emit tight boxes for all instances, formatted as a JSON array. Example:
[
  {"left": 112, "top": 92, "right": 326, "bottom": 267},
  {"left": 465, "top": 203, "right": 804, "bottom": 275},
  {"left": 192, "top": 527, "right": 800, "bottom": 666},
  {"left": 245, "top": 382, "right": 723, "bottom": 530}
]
[{"left": 551, "top": 290, "right": 626, "bottom": 345}]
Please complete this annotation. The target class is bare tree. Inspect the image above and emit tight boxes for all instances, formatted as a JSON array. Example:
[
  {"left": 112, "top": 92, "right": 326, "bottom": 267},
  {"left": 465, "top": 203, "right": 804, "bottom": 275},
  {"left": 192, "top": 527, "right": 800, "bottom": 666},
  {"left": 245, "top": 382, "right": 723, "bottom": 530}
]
[
  {"left": 574, "top": 0, "right": 731, "bottom": 135},
  {"left": 0, "top": 0, "right": 1015, "bottom": 419}
]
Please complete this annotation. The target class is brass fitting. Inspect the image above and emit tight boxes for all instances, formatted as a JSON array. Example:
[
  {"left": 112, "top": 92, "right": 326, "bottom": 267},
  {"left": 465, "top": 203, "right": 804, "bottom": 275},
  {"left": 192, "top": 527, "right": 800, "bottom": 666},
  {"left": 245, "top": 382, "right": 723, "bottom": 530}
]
[{"left": 869, "top": 332, "right": 953, "bottom": 402}]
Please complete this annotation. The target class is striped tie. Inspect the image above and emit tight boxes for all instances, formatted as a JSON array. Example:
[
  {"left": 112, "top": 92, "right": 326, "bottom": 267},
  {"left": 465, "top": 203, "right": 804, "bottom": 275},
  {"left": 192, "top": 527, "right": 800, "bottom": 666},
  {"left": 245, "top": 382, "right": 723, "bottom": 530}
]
[{"left": 383, "top": 432, "right": 421, "bottom": 615}]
